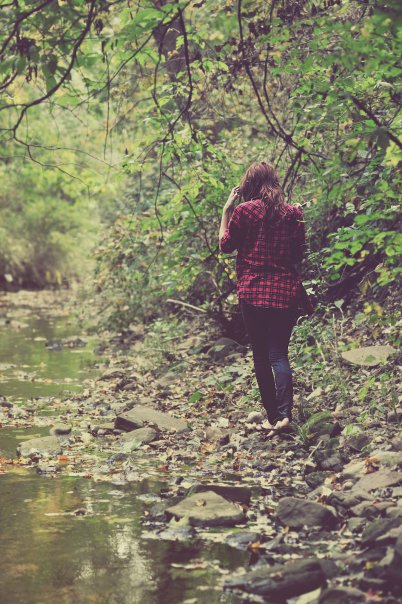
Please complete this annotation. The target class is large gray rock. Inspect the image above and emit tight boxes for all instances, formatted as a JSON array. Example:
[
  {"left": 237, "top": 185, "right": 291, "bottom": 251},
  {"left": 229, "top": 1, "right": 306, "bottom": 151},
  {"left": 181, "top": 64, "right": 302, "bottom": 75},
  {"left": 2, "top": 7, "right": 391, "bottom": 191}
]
[
  {"left": 187, "top": 483, "right": 251, "bottom": 505},
  {"left": 318, "top": 587, "right": 367, "bottom": 603},
  {"left": 118, "top": 427, "right": 157, "bottom": 449},
  {"left": 224, "top": 558, "right": 326, "bottom": 599},
  {"left": 17, "top": 436, "right": 62, "bottom": 457},
  {"left": 115, "top": 405, "right": 188, "bottom": 433},
  {"left": 276, "top": 497, "right": 337, "bottom": 529},
  {"left": 354, "top": 470, "right": 402, "bottom": 492},
  {"left": 342, "top": 450, "right": 402, "bottom": 481},
  {"left": 361, "top": 517, "right": 402, "bottom": 546},
  {"left": 165, "top": 490, "right": 245, "bottom": 527},
  {"left": 341, "top": 345, "right": 396, "bottom": 367}
]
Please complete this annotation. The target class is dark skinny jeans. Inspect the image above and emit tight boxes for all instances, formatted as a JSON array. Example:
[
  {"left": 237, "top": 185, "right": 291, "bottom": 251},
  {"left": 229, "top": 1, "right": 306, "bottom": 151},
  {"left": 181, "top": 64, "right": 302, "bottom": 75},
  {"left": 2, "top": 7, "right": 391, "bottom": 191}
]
[{"left": 240, "top": 299, "right": 297, "bottom": 425}]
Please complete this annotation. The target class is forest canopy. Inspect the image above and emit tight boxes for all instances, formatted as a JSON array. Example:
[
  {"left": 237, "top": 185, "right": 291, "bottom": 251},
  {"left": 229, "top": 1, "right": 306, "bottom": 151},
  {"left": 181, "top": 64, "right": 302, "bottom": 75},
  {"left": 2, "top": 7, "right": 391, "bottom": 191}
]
[{"left": 0, "top": 0, "right": 401, "bottom": 326}]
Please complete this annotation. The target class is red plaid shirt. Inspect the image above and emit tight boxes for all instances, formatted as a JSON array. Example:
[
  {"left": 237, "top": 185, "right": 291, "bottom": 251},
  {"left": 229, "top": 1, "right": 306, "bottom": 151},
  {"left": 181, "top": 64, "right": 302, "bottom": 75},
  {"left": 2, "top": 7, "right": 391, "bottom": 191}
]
[{"left": 219, "top": 200, "right": 314, "bottom": 314}]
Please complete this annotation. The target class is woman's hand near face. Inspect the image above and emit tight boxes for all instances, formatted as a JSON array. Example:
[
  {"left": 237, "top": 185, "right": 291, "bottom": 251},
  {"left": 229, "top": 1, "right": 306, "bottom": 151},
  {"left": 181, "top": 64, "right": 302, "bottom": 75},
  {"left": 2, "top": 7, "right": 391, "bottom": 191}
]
[{"left": 224, "top": 186, "right": 240, "bottom": 210}]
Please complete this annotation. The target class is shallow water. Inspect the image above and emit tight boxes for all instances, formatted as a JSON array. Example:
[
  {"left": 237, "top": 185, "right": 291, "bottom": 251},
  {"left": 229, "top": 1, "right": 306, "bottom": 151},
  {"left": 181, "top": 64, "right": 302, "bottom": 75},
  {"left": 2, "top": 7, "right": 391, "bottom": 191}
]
[
  {"left": 0, "top": 310, "right": 100, "bottom": 399},
  {"left": 0, "top": 293, "right": 247, "bottom": 604}
]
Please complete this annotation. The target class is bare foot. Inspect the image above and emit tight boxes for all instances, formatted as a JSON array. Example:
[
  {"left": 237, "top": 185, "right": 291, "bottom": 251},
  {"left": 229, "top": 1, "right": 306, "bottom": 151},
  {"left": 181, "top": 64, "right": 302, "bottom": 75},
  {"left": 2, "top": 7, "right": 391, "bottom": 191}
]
[
  {"left": 261, "top": 419, "right": 275, "bottom": 430},
  {"left": 276, "top": 417, "right": 290, "bottom": 430},
  {"left": 265, "top": 418, "right": 290, "bottom": 438}
]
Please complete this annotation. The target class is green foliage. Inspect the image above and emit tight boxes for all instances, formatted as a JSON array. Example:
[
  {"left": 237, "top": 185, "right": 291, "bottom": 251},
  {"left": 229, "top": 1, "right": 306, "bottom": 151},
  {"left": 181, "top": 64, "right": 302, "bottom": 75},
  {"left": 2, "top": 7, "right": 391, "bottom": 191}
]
[
  {"left": 0, "top": 149, "right": 97, "bottom": 287},
  {"left": 297, "top": 410, "right": 333, "bottom": 444},
  {"left": 0, "top": 0, "right": 401, "bottom": 316}
]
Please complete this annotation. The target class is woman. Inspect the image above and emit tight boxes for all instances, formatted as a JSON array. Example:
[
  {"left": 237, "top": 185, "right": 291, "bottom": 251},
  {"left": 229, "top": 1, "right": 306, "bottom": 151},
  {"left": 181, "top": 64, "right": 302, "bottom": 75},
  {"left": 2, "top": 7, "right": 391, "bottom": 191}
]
[{"left": 219, "top": 162, "right": 314, "bottom": 437}]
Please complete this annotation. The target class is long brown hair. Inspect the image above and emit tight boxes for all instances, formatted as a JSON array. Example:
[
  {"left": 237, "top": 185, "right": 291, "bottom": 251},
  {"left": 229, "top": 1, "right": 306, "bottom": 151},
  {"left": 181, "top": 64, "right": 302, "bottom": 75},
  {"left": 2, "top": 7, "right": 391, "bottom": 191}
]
[{"left": 238, "top": 162, "right": 287, "bottom": 222}]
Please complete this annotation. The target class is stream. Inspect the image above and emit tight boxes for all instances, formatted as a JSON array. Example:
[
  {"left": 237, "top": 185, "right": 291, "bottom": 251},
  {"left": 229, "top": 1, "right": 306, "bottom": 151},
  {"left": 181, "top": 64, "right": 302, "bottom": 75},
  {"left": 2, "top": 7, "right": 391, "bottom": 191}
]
[{"left": 0, "top": 292, "right": 246, "bottom": 604}]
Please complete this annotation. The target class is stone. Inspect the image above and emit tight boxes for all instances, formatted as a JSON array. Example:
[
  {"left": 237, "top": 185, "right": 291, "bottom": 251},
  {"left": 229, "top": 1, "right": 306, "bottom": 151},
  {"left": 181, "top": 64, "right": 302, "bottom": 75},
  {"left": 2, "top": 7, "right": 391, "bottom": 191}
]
[
  {"left": 318, "top": 587, "right": 367, "bottom": 604},
  {"left": 276, "top": 497, "right": 337, "bottom": 529},
  {"left": 319, "top": 453, "right": 345, "bottom": 472},
  {"left": 50, "top": 424, "right": 72, "bottom": 436},
  {"left": 91, "top": 422, "right": 116, "bottom": 435},
  {"left": 341, "top": 345, "right": 396, "bottom": 367},
  {"left": 205, "top": 426, "right": 224, "bottom": 442},
  {"left": 387, "top": 507, "right": 402, "bottom": 519},
  {"left": 165, "top": 490, "right": 245, "bottom": 527},
  {"left": 350, "top": 501, "right": 382, "bottom": 519},
  {"left": 313, "top": 438, "right": 348, "bottom": 472},
  {"left": 98, "top": 368, "right": 126, "bottom": 381},
  {"left": 354, "top": 470, "right": 402, "bottom": 492},
  {"left": 246, "top": 411, "right": 264, "bottom": 424},
  {"left": 225, "top": 531, "right": 261, "bottom": 550},
  {"left": 0, "top": 399, "right": 13, "bottom": 409},
  {"left": 187, "top": 483, "right": 252, "bottom": 505},
  {"left": 304, "top": 472, "right": 333, "bottom": 489},
  {"left": 118, "top": 427, "right": 157, "bottom": 449},
  {"left": 17, "top": 436, "right": 62, "bottom": 457},
  {"left": 388, "top": 532, "right": 402, "bottom": 586},
  {"left": 345, "top": 432, "right": 370, "bottom": 452},
  {"left": 223, "top": 558, "right": 327, "bottom": 599},
  {"left": 387, "top": 408, "right": 402, "bottom": 423},
  {"left": 361, "top": 517, "right": 402, "bottom": 546},
  {"left": 37, "top": 464, "right": 58, "bottom": 474},
  {"left": 342, "top": 450, "right": 402, "bottom": 481},
  {"left": 391, "top": 435, "right": 402, "bottom": 451},
  {"left": 347, "top": 517, "right": 366, "bottom": 533},
  {"left": 115, "top": 405, "right": 188, "bottom": 433},
  {"left": 327, "top": 490, "right": 370, "bottom": 512}
]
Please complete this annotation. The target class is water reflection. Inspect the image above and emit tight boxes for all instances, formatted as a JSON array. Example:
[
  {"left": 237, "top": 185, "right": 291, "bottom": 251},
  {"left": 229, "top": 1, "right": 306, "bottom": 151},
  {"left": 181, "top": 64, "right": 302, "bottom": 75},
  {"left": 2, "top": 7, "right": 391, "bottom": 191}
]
[
  {"left": 0, "top": 472, "right": 246, "bottom": 604},
  {"left": 0, "top": 293, "right": 248, "bottom": 603},
  {"left": 0, "top": 314, "right": 102, "bottom": 399}
]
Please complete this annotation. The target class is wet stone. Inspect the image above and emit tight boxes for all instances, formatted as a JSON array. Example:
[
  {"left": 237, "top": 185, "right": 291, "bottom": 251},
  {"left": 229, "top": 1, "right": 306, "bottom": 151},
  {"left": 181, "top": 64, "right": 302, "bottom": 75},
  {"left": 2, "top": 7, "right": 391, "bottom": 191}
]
[
  {"left": 17, "top": 436, "right": 62, "bottom": 458},
  {"left": 165, "top": 490, "right": 245, "bottom": 527},
  {"left": 115, "top": 405, "right": 188, "bottom": 433},
  {"left": 118, "top": 427, "right": 157, "bottom": 449},
  {"left": 187, "top": 482, "right": 252, "bottom": 505},
  {"left": 276, "top": 497, "right": 338, "bottom": 529},
  {"left": 225, "top": 531, "right": 261, "bottom": 550},
  {"left": 50, "top": 424, "right": 72, "bottom": 436},
  {"left": 223, "top": 558, "right": 327, "bottom": 599}
]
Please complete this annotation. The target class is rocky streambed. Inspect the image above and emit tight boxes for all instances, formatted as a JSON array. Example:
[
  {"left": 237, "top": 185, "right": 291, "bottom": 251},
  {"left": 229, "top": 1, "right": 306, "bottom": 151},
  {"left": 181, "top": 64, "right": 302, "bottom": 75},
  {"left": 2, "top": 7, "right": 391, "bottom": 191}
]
[{"left": 1, "top": 290, "right": 401, "bottom": 604}]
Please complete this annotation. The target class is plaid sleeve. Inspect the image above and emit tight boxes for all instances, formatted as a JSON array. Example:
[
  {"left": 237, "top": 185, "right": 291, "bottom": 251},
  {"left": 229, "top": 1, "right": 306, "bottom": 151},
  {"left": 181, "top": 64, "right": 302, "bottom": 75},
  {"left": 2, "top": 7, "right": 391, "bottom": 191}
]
[
  {"left": 290, "top": 206, "right": 308, "bottom": 263},
  {"left": 219, "top": 205, "right": 243, "bottom": 253}
]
